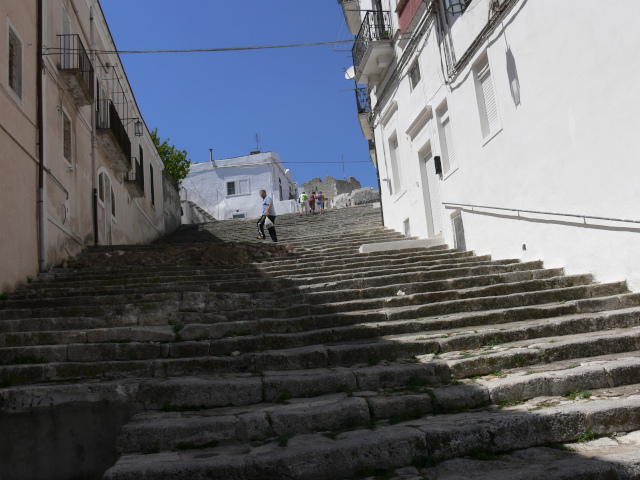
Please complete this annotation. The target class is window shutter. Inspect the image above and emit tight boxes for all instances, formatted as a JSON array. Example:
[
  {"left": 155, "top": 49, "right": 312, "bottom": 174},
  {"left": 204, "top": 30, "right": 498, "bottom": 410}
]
[
  {"left": 396, "top": 139, "right": 405, "bottom": 192},
  {"left": 443, "top": 118, "right": 457, "bottom": 171},
  {"left": 238, "top": 179, "right": 249, "bottom": 195},
  {"left": 479, "top": 64, "right": 499, "bottom": 135},
  {"left": 63, "top": 112, "right": 72, "bottom": 162}
]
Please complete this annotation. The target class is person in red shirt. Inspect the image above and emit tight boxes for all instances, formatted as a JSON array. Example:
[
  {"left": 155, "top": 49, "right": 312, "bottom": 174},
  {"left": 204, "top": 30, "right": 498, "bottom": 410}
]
[{"left": 309, "top": 191, "right": 316, "bottom": 215}]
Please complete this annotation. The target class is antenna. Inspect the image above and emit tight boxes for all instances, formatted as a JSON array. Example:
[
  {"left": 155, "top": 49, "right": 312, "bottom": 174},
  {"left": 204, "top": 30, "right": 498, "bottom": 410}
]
[
  {"left": 255, "top": 133, "right": 261, "bottom": 152},
  {"left": 342, "top": 155, "right": 346, "bottom": 180}
]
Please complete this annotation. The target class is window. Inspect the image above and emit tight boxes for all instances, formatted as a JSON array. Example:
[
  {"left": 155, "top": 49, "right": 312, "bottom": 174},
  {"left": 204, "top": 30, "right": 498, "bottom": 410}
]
[
  {"left": 436, "top": 101, "right": 458, "bottom": 175},
  {"left": 279, "top": 178, "right": 283, "bottom": 201},
  {"left": 227, "top": 178, "right": 250, "bottom": 196},
  {"left": 8, "top": 26, "right": 23, "bottom": 99},
  {"left": 139, "top": 145, "right": 145, "bottom": 190},
  {"left": 232, "top": 213, "right": 246, "bottom": 219},
  {"left": 475, "top": 55, "right": 500, "bottom": 138},
  {"left": 149, "top": 163, "right": 155, "bottom": 206},
  {"left": 98, "top": 173, "right": 105, "bottom": 202},
  {"left": 111, "top": 188, "right": 116, "bottom": 218},
  {"left": 409, "top": 61, "right": 421, "bottom": 91},
  {"left": 62, "top": 110, "right": 72, "bottom": 164},
  {"left": 388, "top": 135, "right": 405, "bottom": 194}
]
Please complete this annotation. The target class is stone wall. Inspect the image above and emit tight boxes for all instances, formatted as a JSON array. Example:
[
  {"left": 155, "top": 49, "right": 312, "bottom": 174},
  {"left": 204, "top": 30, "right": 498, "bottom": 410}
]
[
  {"left": 301, "top": 176, "right": 362, "bottom": 204},
  {"left": 332, "top": 187, "right": 380, "bottom": 208}
]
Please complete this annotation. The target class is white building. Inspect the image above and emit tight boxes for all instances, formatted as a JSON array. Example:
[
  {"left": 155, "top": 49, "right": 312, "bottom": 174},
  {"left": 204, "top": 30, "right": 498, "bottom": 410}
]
[
  {"left": 181, "top": 151, "right": 298, "bottom": 221},
  {"left": 338, "top": 0, "right": 640, "bottom": 290}
]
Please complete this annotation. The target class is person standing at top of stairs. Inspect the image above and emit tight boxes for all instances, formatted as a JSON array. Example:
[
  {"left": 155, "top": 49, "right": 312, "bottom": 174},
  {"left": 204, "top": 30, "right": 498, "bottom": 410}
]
[{"left": 257, "top": 190, "right": 277, "bottom": 242}]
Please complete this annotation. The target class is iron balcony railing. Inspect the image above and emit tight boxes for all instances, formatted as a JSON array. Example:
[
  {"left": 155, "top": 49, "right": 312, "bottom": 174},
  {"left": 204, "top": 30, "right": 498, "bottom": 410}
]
[
  {"left": 355, "top": 87, "right": 370, "bottom": 114},
  {"left": 126, "top": 157, "right": 145, "bottom": 193},
  {"left": 96, "top": 99, "right": 132, "bottom": 163},
  {"left": 352, "top": 10, "right": 392, "bottom": 74},
  {"left": 58, "top": 34, "right": 94, "bottom": 98}
]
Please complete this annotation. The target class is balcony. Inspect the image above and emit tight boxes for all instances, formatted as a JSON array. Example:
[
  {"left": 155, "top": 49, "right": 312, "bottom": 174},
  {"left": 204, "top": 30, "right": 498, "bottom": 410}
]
[
  {"left": 124, "top": 157, "right": 144, "bottom": 198},
  {"left": 355, "top": 87, "right": 374, "bottom": 140},
  {"left": 96, "top": 99, "right": 132, "bottom": 173},
  {"left": 352, "top": 10, "right": 394, "bottom": 84},
  {"left": 337, "top": 0, "right": 362, "bottom": 35},
  {"left": 58, "top": 34, "right": 94, "bottom": 106}
]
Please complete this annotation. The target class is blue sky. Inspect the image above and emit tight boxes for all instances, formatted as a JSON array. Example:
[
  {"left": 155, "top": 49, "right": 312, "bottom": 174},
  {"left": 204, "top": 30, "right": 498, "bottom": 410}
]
[{"left": 100, "top": 1, "right": 378, "bottom": 188}]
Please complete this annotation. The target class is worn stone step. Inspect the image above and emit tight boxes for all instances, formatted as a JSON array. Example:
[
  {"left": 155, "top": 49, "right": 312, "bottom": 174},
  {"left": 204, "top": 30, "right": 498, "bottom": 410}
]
[
  {"left": 442, "top": 326, "right": 640, "bottom": 378},
  {"left": 102, "top": 396, "right": 640, "bottom": 480},
  {"left": 261, "top": 248, "right": 463, "bottom": 276},
  {"left": 204, "top": 304, "right": 640, "bottom": 357},
  {"left": 0, "top": 299, "right": 181, "bottom": 322}
]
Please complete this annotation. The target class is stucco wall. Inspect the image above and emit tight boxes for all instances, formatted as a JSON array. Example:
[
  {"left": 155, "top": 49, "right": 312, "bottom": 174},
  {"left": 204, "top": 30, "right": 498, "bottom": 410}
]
[
  {"left": 365, "top": 0, "right": 640, "bottom": 290},
  {"left": 182, "top": 152, "right": 298, "bottom": 220},
  {"left": 1, "top": 0, "right": 167, "bottom": 291},
  {"left": 0, "top": 1, "right": 39, "bottom": 293}
]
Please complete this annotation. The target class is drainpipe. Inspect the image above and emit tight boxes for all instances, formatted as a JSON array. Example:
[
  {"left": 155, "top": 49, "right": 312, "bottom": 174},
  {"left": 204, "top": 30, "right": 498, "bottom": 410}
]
[
  {"left": 37, "top": 0, "right": 46, "bottom": 273},
  {"left": 376, "top": 167, "right": 385, "bottom": 226},
  {"left": 90, "top": 5, "right": 98, "bottom": 245}
]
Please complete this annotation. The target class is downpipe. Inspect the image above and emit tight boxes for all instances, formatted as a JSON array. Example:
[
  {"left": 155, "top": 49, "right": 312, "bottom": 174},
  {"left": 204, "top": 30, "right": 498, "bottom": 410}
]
[
  {"left": 90, "top": 6, "right": 98, "bottom": 245},
  {"left": 37, "top": 0, "right": 46, "bottom": 273}
]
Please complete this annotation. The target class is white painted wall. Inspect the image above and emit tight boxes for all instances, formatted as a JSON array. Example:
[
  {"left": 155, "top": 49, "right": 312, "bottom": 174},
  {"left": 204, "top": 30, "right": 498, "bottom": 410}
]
[
  {"left": 181, "top": 152, "right": 298, "bottom": 220},
  {"left": 351, "top": 0, "right": 640, "bottom": 290}
]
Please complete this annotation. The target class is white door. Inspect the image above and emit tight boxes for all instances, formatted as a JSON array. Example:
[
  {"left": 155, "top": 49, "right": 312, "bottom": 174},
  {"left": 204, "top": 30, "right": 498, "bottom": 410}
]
[
  {"left": 104, "top": 176, "right": 112, "bottom": 245},
  {"left": 424, "top": 149, "right": 443, "bottom": 237}
]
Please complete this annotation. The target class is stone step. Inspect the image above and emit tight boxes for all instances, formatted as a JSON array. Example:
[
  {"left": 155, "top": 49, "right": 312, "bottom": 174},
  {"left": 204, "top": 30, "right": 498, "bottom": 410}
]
[
  {"left": 23, "top": 246, "right": 460, "bottom": 289},
  {"left": 6, "top": 296, "right": 638, "bottom": 352},
  {"left": 3, "top": 313, "right": 637, "bottom": 385},
  {"left": 102, "top": 395, "right": 640, "bottom": 480},
  {"left": 113, "top": 360, "right": 640, "bottom": 456},
  {"left": 443, "top": 326, "right": 640, "bottom": 378}
]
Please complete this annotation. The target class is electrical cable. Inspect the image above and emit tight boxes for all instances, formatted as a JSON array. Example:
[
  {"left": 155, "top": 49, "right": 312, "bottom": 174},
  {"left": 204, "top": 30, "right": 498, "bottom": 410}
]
[{"left": 43, "top": 40, "right": 355, "bottom": 56}]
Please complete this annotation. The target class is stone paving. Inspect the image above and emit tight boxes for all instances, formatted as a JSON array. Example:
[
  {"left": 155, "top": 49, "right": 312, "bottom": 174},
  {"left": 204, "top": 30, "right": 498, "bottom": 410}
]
[{"left": 1, "top": 205, "right": 639, "bottom": 479}]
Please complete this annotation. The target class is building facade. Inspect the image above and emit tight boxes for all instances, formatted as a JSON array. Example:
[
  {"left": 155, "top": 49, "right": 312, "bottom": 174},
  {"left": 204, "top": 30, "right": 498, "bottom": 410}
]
[
  {"left": 339, "top": 0, "right": 640, "bottom": 290},
  {"left": 1, "top": 0, "right": 172, "bottom": 293},
  {"left": 181, "top": 151, "right": 298, "bottom": 221}
]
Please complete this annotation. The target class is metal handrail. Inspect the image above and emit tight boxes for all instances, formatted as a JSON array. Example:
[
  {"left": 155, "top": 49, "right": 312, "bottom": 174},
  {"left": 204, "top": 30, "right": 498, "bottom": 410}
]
[
  {"left": 58, "top": 34, "right": 94, "bottom": 98},
  {"left": 355, "top": 87, "right": 370, "bottom": 114},
  {"left": 443, "top": 202, "right": 640, "bottom": 225},
  {"left": 352, "top": 10, "right": 392, "bottom": 73}
]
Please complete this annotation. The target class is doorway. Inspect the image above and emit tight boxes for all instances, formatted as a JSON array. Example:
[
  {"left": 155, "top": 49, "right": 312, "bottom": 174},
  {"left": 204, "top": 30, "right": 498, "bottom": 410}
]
[
  {"left": 419, "top": 144, "right": 443, "bottom": 238},
  {"left": 104, "top": 175, "right": 113, "bottom": 245}
]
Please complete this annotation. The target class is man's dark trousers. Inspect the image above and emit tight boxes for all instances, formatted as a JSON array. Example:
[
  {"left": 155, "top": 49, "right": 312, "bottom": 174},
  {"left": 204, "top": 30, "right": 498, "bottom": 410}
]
[{"left": 257, "top": 215, "right": 277, "bottom": 242}]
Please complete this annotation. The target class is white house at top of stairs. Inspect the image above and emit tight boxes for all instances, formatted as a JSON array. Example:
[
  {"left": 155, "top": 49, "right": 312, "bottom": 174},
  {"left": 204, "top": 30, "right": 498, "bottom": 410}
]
[
  {"left": 181, "top": 151, "right": 298, "bottom": 221},
  {"left": 338, "top": 0, "right": 640, "bottom": 291}
]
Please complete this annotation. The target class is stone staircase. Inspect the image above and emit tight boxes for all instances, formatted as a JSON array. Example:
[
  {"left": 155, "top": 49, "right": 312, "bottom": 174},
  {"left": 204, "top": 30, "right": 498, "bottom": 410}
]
[{"left": 1, "top": 205, "right": 639, "bottom": 480}]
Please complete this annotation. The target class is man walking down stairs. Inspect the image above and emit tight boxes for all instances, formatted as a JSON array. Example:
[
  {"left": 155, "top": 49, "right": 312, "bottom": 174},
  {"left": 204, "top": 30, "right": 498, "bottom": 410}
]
[{"left": 1, "top": 205, "right": 640, "bottom": 480}]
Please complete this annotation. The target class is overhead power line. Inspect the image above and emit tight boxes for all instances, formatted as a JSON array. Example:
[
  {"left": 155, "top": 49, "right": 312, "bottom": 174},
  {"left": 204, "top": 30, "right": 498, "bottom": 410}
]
[
  {"left": 44, "top": 40, "right": 355, "bottom": 56},
  {"left": 281, "top": 161, "right": 371, "bottom": 164}
]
